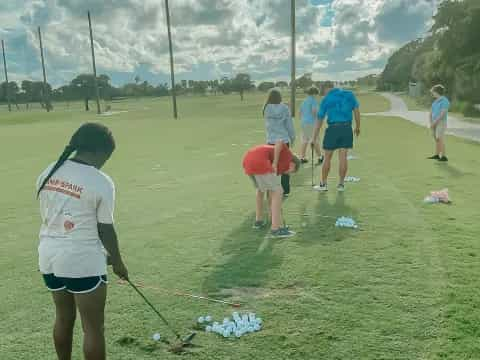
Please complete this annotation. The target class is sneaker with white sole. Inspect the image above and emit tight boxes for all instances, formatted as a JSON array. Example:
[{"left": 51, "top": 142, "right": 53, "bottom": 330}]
[
  {"left": 313, "top": 183, "right": 328, "bottom": 192},
  {"left": 337, "top": 183, "right": 345, "bottom": 192},
  {"left": 271, "top": 227, "right": 296, "bottom": 238}
]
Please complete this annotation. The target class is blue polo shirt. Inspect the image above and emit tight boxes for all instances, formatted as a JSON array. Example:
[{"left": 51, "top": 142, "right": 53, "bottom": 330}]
[
  {"left": 300, "top": 96, "right": 318, "bottom": 125},
  {"left": 431, "top": 96, "right": 450, "bottom": 123},
  {"left": 318, "top": 88, "right": 359, "bottom": 124}
]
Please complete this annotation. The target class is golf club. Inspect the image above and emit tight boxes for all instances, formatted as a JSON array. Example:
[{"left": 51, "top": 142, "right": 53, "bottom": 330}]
[
  {"left": 311, "top": 143, "right": 315, "bottom": 187},
  {"left": 126, "top": 279, "right": 196, "bottom": 348},
  {"left": 120, "top": 280, "right": 241, "bottom": 307}
]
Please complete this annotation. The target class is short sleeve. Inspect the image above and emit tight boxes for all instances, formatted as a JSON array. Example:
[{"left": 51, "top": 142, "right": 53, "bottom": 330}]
[
  {"left": 97, "top": 176, "right": 115, "bottom": 224},
  {"left": 318, "top": 98, "right": 328, "bottom": 120},
  {"left": 441, "top": 98, "right": 450, "bottom": 110},
  {"left": 350, "top": 93, "right": 360, "bottom": 109}
]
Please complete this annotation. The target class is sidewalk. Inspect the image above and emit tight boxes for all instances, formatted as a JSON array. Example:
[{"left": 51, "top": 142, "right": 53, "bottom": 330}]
[{"left": 365, "top": 93, "right": 480, "bottom": 142}]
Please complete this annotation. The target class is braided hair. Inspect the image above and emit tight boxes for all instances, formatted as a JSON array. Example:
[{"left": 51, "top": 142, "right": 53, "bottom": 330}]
[{"left": 37, "top": 123, "right": 116, "bottom": 198}]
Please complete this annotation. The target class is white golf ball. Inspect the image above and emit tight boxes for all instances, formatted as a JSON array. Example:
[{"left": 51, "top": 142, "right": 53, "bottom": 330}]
[
  {"left": 205, "top": 315, "right": 212, "bottom": 322},
  {"left": 152, "top": 333, "right": 161, "bottom": 341},
  {"left": 197, "top": 316, "right": 205, "bottom": 324}
]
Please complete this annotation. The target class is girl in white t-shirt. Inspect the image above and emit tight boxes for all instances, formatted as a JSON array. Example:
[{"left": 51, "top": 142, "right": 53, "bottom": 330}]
[{"left": 36, "top": 122, "right": 128, "bottom": 360}]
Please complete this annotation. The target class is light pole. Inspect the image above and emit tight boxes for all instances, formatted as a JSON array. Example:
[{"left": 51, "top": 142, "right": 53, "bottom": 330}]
[
  {"left": 87, "top": 11, "right": 101, "bottom": 114},
  {"left": 165, "top": 0, "right": 178, "bottom": 119},
  {"left": 2, "top": 40, "right": 11, "bottom": 112},
  {"left": 290, "top": 0, "right": 296, "bottom": 118},
  {"left": 38, "top": 27, "right": 51, "bottom": 112}
]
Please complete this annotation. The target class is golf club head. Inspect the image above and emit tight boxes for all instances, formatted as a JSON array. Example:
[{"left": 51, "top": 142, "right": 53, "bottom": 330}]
[{"left": 182, "top": 332, "right": 196, "bottom": 344}]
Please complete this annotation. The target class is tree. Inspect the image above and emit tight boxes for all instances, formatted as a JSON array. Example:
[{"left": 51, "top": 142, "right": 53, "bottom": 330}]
[
  {"left": 377, "top": 39, "right": 423, "bottom": 91},
  {"left": 71, "top": 74, "right": 110, "bottom": 111},
  {"left": 296, "top": 73, "right": 313, "bottom": 90},
  {"left": 231, "top": 73, "right": 253, "bottom": 101},
  {"left": 275, "top": 81, "right": 288, "bottom": 88},
  {"left": 0, "top": 81, "right": 20, "bottom": 108},
  {"left": 219, "top": 77, "right": 232, "bottom": 94},
  {"left": 257, "top": 81, "right": 275, "bottom": 92}
]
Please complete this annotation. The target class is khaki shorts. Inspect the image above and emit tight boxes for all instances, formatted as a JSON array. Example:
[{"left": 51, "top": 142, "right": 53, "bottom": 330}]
[
  {"left": 433, "top": 122, "right": 447, "bottom": 140},
  {"left": 250, "top": 174, "right": 282, "bottom": 192},
  {"left": 301, "top": 124, "right": 319, "bottom": 144}
]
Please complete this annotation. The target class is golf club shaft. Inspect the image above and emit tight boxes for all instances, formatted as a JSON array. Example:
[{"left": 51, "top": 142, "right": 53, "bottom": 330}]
[
  {"left": 124, "top": 281, "right": 241, "bottom": 307},
  {"left": 173, "top": 291, "right": 241, "bottom": 307},
  {"left": 127, "top": 279, "right": 182, "bottom": 340},
  {"left": 311, "top": 143, "right": 314, "bottom": 187}
]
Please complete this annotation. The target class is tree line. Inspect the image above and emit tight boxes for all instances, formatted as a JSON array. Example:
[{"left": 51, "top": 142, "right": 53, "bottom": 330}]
[
  {"left": 377, "top": 0, "right": 480, "bottom": 116},
  {"left": 0, "top": 70, "right": 353, "bottom": 111}
]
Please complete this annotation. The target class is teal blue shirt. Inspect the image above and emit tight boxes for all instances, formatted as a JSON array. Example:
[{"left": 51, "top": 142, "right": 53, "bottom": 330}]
[
  {"left": 300, "top": 96, "right": 318, "bottom": 125},
  {"left": 431, "top": 96, "right": 450, "bottom": 123},
  {"left": 318, "top": 88, "right": 359, "bottom": 124}
]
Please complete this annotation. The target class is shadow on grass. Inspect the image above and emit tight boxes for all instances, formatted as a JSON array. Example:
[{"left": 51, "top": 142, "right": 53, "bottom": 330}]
[
  {"left": 201, "top": 214, "right": 283, "bottom": 294},
  {"left": 435, "top": 162, "right": 474, "bottom": 178},
  {"left": 295, "top": 192, "right": 360, "bottom": 245}
]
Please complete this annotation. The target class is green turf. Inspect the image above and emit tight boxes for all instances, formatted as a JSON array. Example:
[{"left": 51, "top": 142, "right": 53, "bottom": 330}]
[{"left": 0, "top": 92, "right": 479, "bottom": 359}]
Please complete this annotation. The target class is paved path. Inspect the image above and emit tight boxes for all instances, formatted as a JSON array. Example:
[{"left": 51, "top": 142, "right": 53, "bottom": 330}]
[{"left": 365, "top": 93, "right": 480, "bottom": 143}]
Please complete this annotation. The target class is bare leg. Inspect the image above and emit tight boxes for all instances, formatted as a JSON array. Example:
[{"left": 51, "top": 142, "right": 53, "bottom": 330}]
[
  {"left": 255, "top": 190, "right": 264, "bottom": 222},
  {"left": 52, "top": 291, "right": 77, "bottom": 360},
  {"left": 321, "top": 150, "right": 334, "bottom": 184},
  {"left": 338, "top": 149, "right": 348, "bottom": 184},
  {"left": 314, "top": 142, "right": 322, "bottom": 157},
  {"left": 438, "top": 138, "right": 445, "bottom": 157},
  {"left": 75, "top": 284, "right": 107, "bottom": 360},
  {"left": 270, "top": 188, "right": 284, "bottom": 230},
  {"left": 300, "top": 142, "right": 308, "bottom": 159}
]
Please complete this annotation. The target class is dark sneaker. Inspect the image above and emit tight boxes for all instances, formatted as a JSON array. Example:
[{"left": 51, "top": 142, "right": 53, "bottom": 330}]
[
  {"left": 427, "top": 155, "right": 440, "bottom": 160},
  {"left": 438, "top": 156, "right": 448, "bottom": 162},
  {"left": 283, "top": 193, "right": 290, "bottom": 198},
  {"left": 300, "top": 158, "right": 309, "bottom": 164},
  {"left": 318, "top": 155, "right": 324, "bottom": 165},
  {"left": 253, "top": 220, "right": 267, "bottom": 229},
  {"left": 271, "top": 227, "right": 296, "bottom": 238}
]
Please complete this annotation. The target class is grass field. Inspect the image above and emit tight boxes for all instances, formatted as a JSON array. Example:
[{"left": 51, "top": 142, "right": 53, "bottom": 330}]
[{"left": 1, "top": 92, "right": 479, "bottom": 360}]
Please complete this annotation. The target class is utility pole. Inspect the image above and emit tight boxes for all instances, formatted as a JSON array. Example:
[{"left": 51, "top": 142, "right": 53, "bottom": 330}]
[
  {"left": 165, "top": 0, "right": 178, "bottom": 119},
  {"left": 88, "top": 11, "right": 101, "bottom": 114},
  {"left": 38, "top": 27, "right": 50, "bottom": 112},
  {"left": 1, "top": 40, "right": 11, "bottom": 112},
  {"left": 290, "top": 0, "right": 296, "bottom": 118}
]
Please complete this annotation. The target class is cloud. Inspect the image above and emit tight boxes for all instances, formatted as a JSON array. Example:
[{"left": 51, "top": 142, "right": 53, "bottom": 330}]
[{"left": 0, "top": 0, "right": 438, "bottom": 86}]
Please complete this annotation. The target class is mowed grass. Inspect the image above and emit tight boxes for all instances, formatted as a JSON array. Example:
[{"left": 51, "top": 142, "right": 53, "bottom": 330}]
[{"left": 0, "top": 92, "right": 479, "bottom": 360}]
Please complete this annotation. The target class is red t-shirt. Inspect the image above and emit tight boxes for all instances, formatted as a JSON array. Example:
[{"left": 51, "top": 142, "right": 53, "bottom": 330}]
[{"left": 243, "top": 144, "right": 293, "bottom": 175}]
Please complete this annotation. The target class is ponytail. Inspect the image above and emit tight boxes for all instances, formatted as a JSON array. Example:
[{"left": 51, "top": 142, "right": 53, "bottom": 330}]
[
  {"left": 37, "top": 144, "right": 76, "bottom": 198},
  {"left": 37, "top": 122, "right": 115, "bottom": 198}
]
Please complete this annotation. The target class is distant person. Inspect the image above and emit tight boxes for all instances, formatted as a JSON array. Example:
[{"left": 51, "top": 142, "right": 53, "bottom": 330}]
[
  {"left": 263, "top": 88, "right": 296, "bottom": 196},
  {"left": 299, "top": 86, "right": 324, "bottom": 164},
  {"left": 311, "top": 81, "right": 361, "bottom": 192},
  {"left": 428, "top": 84, "right": 450, "bottom": 162},
  {"left": 242, "top": 141, "right": 300, "bottom": 238},
  {"left": 36, "top": 123, "right": 129, "bottom": 360}
]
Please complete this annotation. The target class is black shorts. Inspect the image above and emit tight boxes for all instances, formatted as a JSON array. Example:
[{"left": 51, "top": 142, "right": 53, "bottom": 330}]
[
  {"left": 323, "top": 123, "right": 353, "bottom": 150},
  {"left": 42, "top": 274, "right": 107, "bottom": 294}
]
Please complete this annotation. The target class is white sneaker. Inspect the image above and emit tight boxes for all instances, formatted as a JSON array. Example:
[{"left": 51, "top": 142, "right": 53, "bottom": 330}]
[
  {"left": 313, "top": 183, "right": 328, "bottom": 192},
  {"left": 337, "top": 184, "right": 345, "bottom": 192}
]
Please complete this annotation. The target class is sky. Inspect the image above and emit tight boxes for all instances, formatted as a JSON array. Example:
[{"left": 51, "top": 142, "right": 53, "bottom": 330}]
[{"left": 0, "top": 0, "right": 439, "bottom": 88}]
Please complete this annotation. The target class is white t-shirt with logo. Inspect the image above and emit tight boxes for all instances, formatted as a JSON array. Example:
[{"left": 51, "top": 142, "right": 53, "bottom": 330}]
[{"left": 36, "top": 160, "right": 115, "bottom": 278}]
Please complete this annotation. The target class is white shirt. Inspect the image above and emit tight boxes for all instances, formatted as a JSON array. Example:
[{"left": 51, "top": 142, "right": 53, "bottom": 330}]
[{"left": 36, "top": 160, "right": 115, "bottom": 278}]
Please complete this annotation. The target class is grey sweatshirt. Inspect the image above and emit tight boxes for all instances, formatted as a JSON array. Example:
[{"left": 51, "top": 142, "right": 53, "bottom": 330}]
[{"left": 264, "top": 103, "right": 295, "bottom": 145}]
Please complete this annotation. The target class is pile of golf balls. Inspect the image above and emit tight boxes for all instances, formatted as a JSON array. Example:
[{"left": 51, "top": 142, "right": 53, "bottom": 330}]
[
  {"left": 335, "top": 216, "right": 358, "bottom": 229},
  {"left": 198, "top": 312, "right": 262, "bottom": 338}
]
